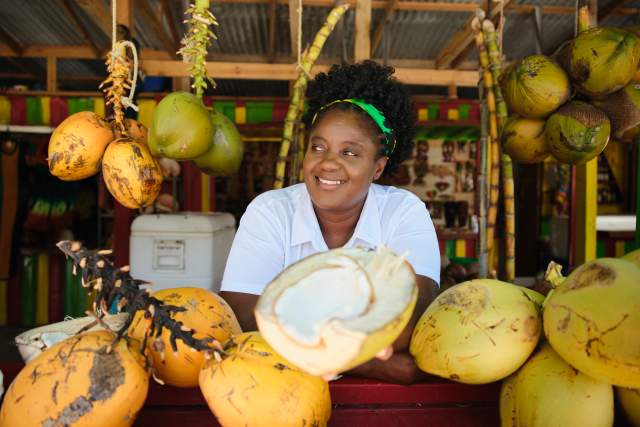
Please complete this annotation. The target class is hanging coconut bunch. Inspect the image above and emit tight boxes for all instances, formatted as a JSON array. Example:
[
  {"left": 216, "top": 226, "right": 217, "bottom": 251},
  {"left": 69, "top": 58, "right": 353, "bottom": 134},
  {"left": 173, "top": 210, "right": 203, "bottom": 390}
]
[
  {"left": 148, "top": 0, "right": 244, "bottom": 177},
  {"left": 199, "top": 332, "right": 332, "bottom": 427},
  {"left": 543, "top": 257, "right": 640, "bottom": 388},
  {"left": 545, "top": 101, "right": 610, "bottom": 164},
  {"left": 500, "top": 342, "right": 614, "bottom": 427},
  {"left": 256, "top": 246, "right": 417, "bottom": 378},
  {"left": 410, "top": 279, "right": 543, "bottom": 384},
  {"left": 557, "top": 27, "right": 640, "bottom": 97},
  {"left": 501, "top": 116, "right": 549, "bottom": 163},
  {"left": 498, "top": 55, "right": 571, "bottom": 119},
  {"left": 128, "top": 287, "right": 242, "bottom": 388}
]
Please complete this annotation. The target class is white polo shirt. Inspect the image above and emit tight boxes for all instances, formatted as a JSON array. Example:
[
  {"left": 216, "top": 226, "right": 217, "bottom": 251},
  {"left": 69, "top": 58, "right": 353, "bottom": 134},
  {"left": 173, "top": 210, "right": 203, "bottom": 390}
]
[{"left": 221, "top": 183, "right": 440, "bottom": 295}]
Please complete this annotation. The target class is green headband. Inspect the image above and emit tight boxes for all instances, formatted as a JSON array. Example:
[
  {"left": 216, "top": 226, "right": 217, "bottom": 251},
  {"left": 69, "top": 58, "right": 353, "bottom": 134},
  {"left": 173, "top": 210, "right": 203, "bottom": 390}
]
[{"left": 312, "top": 98, "right": 396, "bottom": 156}]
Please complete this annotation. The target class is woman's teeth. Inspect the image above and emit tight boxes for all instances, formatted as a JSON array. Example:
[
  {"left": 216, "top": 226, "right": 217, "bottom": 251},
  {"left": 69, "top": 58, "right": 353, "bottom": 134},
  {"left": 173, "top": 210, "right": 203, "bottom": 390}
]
[{"left": 317, "top": 177, "right": 344, "bottom": 185}]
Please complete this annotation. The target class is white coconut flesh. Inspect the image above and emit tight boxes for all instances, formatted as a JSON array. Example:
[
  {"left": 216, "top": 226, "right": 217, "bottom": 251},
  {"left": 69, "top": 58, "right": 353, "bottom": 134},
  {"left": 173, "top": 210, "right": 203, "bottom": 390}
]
[{"left": 256, "top": 247, "right": 417, "bottom": 377}]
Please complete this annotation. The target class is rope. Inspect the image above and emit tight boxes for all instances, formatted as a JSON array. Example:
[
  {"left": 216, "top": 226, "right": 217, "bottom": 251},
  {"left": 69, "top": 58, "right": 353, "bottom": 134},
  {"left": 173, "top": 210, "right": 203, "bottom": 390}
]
[
  {"left": 109, "top": 0, "right": 139, "bottom": 112},
  {"left": 297, "top": 0, "right": 302, "bottom": 68}
]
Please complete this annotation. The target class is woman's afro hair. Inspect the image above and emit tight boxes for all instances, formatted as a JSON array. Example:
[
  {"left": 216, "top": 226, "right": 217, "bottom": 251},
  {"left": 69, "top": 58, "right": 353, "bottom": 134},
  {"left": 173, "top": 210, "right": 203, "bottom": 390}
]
[{"left": 303, "top": 60, "right": 416, "bottom": 178}]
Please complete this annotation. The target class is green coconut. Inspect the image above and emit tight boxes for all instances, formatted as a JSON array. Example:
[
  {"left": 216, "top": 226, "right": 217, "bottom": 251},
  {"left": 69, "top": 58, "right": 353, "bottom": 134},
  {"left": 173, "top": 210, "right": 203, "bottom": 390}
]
[
  {"left": 543, "top": 258, "right": 640, "bottom": 388},
  {"left": 591, "top": 82, "right": 640, "bottom": 139},
  {"left": 193, "top": 111, "right": 244, "bottom": 176},
  {"left": 545, "top": 101, "right": 610, "bottom": 164},
  {"left": 499, "top": 55, "right": 571, "bottom": 119},
  {"left": 501, "top": 116, "right": 549, "bottom": 163},
  {"left": 148, "top": 92, "right": 214, "bottom": 160},
  {"left": 560, "top": 27, "right": 640, "bottom": 96}
]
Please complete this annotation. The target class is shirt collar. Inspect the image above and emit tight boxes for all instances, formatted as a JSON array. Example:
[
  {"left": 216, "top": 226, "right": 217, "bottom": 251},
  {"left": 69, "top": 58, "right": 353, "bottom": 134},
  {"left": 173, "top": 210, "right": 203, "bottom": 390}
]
[{"left": 291, "top": 185, "right": 382, "bottom": 249}]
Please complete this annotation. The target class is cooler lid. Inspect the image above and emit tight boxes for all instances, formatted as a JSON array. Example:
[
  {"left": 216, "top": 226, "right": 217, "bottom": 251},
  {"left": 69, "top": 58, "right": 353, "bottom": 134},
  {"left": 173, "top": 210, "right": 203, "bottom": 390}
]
[{"left": 131, "top": 212, "right": 236, "bottom": 234}]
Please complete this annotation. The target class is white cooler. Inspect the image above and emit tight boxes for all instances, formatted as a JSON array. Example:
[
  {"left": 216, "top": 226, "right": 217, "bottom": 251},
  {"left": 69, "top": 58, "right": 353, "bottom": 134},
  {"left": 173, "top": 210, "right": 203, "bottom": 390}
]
[{"left": 129, "top": 212, "right": 236, "bottom": 293}]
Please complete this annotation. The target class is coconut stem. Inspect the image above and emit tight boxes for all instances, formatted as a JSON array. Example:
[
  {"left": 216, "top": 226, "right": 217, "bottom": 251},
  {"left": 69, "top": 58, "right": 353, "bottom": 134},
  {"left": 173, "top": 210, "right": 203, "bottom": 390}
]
[
  {"left": 483, "top": 19, "right": 516, "bottom": 282},
  {"left": 544, "top": 261, "right": 566, "bottom": 288},
  {"left": 55, "top": 240, "right": 226, "bottom": 359},
  {"left": 274, "top": 4, "right": 349, "bottom": 189},
  {"left": 178, "top": 0, "right": 218, "bottom": 99}
]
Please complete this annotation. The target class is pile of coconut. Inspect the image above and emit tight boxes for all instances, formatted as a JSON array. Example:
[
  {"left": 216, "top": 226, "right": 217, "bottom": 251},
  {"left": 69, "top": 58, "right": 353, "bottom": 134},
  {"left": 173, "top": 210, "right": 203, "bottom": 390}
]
[{"left": 499, "top": 27, "right": 640, "bottom": 165}]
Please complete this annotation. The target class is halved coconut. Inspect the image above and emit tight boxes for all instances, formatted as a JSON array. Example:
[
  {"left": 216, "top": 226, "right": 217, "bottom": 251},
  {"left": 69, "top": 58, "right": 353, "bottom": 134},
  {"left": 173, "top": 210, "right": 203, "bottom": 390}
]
[{"left": 255, "top": 246, "right": 417, "bottom": 377}]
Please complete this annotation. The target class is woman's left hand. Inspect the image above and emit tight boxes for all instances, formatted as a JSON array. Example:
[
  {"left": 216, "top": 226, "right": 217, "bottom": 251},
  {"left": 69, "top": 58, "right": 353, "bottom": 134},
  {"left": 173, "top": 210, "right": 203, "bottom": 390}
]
[{"left": 347, "top": 351, "right": 428, "bottom": 385}]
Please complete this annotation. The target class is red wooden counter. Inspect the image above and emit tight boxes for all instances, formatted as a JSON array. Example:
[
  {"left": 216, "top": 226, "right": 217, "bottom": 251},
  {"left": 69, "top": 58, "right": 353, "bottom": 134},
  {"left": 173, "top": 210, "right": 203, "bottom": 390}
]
[{"left": 1, "top": 362, "right": 500, "bottom": 426}]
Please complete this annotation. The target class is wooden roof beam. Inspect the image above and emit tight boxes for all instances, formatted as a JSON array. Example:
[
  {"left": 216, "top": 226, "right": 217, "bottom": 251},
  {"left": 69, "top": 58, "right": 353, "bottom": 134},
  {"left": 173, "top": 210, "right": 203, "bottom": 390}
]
[
  {"left": 74, "top": 0, "right": 112, "bottom": 38},
  {"left": 598, "top": 0, "right": 633, "bottom": 21},
  {"left": 0, "top": 27, "right": 23, "bottom": 55},
  {"left": 435, "top": 0, "right": 512, "bottom": 69},
  {"left": 355, "top": 0, "right": 372, "bottom": 62},
  {"left": 141, "top": 59, "right": 478, "bottom": 86},
  {"left": 371, "top": 0, "right": 399, "bottom": 56},
  {"left": 60, "top": 0, "right": 102, "bottom": 58},
  {"left": 137, "top": 0, "right": 179, "bottom": 57}
]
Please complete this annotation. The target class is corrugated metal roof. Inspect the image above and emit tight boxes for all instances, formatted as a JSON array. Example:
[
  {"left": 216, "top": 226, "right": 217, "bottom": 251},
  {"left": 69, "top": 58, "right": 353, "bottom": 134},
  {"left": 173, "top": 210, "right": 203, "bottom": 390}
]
[{"left": 2, "top": 0, "right": 640, "bottom": 96}]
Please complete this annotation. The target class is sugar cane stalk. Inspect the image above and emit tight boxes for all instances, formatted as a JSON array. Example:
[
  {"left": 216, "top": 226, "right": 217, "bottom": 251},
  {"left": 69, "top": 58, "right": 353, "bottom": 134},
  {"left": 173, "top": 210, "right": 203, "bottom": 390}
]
[
  {"left": 274, "top": 4, "right": 349, "bottom": 189},
  {"left": 472, "top": 15, "right": 500, "bottom": 276},
  {"left": 478, "top": 79, "right": 489, "bottom": 278},
  {"left": 483, "top": 19, "right": 515, "bottom": 282},
  {"left": 178, "top": 0, "right": 219, "bottom": 100}
]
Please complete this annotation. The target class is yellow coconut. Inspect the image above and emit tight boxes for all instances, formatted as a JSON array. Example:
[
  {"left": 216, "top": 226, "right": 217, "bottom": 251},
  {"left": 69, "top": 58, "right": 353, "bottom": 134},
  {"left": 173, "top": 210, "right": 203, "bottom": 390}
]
[
  {"left": 255, "top": 246, "right": 417, "bottom": 378},
  {"left": 410, "top": 279, "right": 542, "bottom": 384},
  {"left": 543, "top": 258, "right": 640, "bottom": 388},
  {"left": 48, "top": 111, "right": 114, "bottom": 181},
  {"left": 502, "top": 116, "right": 550, "bottom": 163},
  {"left": 617, "top": 387, "right": 640, "bottom": 427},
  {"left": 622, "top": 248, "right": 640, "bottom": 267},
  {"left": 128, "top": 287, "right": 242, "bottom": 388},
  {"left": 500, "top": 342, "right": 614, "bottom": 427},
  {"left": 101, "top": 137, "right": 163, "bottom": 209},
  {"left": 199, "top": 331, "right": 331, "bottom": 427},
  {"left": 0, "top": 331, "right": 149, "bottom": 427}
]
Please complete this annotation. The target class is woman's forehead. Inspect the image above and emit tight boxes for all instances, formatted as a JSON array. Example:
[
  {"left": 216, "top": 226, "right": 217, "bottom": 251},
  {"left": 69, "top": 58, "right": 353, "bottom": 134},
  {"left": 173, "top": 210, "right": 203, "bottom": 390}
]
[{"left": 311, "top": 109, "right": 378, "bottom": 138}]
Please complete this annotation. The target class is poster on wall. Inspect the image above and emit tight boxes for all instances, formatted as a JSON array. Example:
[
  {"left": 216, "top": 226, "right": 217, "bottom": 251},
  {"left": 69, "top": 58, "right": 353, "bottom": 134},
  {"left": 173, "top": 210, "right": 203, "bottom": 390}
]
[{"left": 384, "top": 139, "right": 477, "bottom": 229}]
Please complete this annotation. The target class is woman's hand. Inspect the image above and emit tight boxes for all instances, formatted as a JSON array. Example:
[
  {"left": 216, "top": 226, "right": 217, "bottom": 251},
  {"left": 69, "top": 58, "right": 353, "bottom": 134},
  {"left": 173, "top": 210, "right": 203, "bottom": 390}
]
[{"left": 347, "top": 352, "right": 428, "bottom": 385}]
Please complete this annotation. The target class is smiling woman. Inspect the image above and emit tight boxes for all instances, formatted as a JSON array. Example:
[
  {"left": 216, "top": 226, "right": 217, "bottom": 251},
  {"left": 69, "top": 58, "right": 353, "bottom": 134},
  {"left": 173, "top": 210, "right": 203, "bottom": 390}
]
[{"left": 219, "top": 60, "right": 441, "bottom": 384}]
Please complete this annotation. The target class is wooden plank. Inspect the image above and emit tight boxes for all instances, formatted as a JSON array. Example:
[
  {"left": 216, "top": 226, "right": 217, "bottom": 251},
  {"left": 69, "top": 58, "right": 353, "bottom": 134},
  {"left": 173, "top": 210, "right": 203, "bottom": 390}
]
[
  {"left": 289, "top": 0, "right": 301, "bottom": 60},
  {"left": 117, "top": 0, "right": 133, "bottom": 29},
  {"left": 141, "top": 59, "right": 478, "bottom": 86},
  {"left": 355, "top": 0, "right": 372, "bottom": 62},
  {"left": 47, "top": 57, "right": 57, "bottom": 92},
  {"left": 138, "top": 0, "right": 177, "bottom": 56},
  {"left": 435, "top": 0, "right": 512, "bottom": 69},
  {"left": 74, "top": 0, "right": 113, "bottom": 38},
  {"left": 371, "top": 0, "right": 399, "bottom": 56},
  {"left": 60, "top": 0, "right": 102, "bottom": 57}
]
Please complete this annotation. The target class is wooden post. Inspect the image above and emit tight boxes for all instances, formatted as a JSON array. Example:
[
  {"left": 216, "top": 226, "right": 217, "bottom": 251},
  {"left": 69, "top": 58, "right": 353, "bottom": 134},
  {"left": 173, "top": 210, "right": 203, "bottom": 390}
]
[
  {"left": 47, "top": 57, "right": 57, "bottom": 92},
  {"left": 573, "top": 0, "right": 598, "bottom": 266},
  {"left": 116, "top": 0, "right": 133, "bottom": 30},
  {"left": 636, "top": 143, "right": 640, "bottom": 246},
  {"left": 355, "top": 0, "right": 371, "bottom": 62}
]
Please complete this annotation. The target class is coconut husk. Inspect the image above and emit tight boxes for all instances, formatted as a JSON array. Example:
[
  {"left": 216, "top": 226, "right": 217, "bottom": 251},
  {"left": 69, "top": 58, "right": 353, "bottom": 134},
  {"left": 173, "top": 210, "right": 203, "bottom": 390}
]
[
  {"left": 545, "top": 101, "right": 611, "bottom": 164},
  {"left": 591, "top": 83, "right": 640, "bottom": 139}
]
